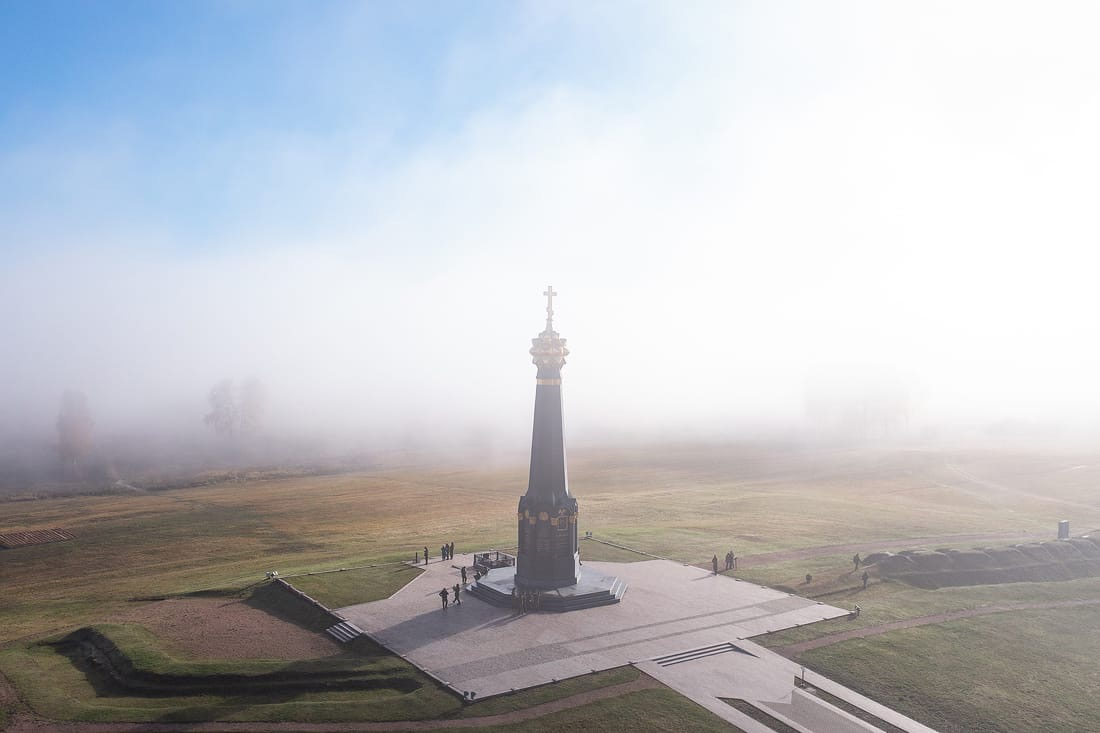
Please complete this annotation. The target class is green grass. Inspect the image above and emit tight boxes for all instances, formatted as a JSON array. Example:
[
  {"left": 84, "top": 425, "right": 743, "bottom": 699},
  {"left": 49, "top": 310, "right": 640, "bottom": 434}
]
[
  {"left": 77, "top": 623, "right": 390, "bottom": 677},
  {"left": 456, "top": 666, "right": 640, "bottom": 717},
  {"left": 797, "top": 606, "right": 1100, "bottom": 733},
  {"left": 4, "top": 441, "right": 1100, "bottom": 728},
  {"left": 283, "top": 563, "right": 421, "bottom": 609},
  {"left": 461, "top": 689, "right": 741, "bottom": 732},
  {"left": 0, "top": 641, "right": 461, "bottom": 724},
  {"left": 754, "top": 574, "right": 1100, "bottom": 649},
  {"left": 579, "top": 538, "right": 656, "bottom": 563}
]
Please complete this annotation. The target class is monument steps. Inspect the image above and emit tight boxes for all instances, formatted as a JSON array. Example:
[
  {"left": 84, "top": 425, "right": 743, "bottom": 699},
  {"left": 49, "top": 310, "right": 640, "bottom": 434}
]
[
  {"left": 652, "top": 642, "right": 755, "bottom": 667},
  {"left": 324, "top": 621, "right": 364, "bottom": 643},
  {"left": 467, "top": 574, "right": 626, "bottom": 612}
]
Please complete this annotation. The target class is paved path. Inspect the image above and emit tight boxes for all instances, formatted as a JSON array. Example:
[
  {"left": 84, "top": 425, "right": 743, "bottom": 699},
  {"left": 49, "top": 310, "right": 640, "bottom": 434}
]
[
  {"left": 340, "top": 556, "right": 849, "bottom": 699},
  {"left": 638, "top": 638, "right": 937, "bottom": 733},
  {"left": 778, "top": 597, "right": 1100, "bottom": 655}
]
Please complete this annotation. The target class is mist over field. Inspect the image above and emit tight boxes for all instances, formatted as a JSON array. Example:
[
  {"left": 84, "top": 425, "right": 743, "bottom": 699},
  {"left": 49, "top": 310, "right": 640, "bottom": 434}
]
[{"left": 3, "top": 2, "right": 1100, "bottom": 486}]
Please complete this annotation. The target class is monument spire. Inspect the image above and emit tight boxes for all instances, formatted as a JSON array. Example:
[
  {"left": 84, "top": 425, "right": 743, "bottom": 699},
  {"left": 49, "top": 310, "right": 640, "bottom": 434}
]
[
  {"left": 466, "top": 286, "right": 626, "bottom": 609},
  {"left": 516, "top": 285, "right": 579, "bottom": 589}
]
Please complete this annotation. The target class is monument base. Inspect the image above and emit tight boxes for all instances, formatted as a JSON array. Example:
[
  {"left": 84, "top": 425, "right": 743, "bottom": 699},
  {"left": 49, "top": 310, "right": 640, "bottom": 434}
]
[{"left": 467, "top": 565, "right": 626, "bottom": 612}]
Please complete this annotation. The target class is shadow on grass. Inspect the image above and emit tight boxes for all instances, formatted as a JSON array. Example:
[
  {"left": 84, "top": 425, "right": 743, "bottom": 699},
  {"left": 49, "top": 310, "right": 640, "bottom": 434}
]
[
  {"left": 244, "top": 581, "right": 340, "bottom": 633},
  {"left": 49, "top": 628, "right": 423, "bottom": 699}
]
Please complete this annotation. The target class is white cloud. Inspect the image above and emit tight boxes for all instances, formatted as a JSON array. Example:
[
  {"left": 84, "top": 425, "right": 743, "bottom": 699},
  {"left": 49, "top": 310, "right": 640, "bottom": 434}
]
[{"left": 4, "top": 1, "right": 1100, "bottom": 452}]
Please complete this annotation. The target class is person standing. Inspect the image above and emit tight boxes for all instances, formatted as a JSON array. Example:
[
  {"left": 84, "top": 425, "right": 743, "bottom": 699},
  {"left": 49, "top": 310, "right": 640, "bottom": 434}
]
[
  {"left": 424, "top": 547, "right": 429, "bottom": 565},
  {"left": 439, "top": 588, "right": 449, "bottom": 609},
  {"left": 712, "top": 554, "right": 719, "bottom": 575},
  {"left": 461, "top": 566, "right": 468, "bottom": 584},
  {"left": 862, "top": 570, "right": 869, "bottom": 589}
]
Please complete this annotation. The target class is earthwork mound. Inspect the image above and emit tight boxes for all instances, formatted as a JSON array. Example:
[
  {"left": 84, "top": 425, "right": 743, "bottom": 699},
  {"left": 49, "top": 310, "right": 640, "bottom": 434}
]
[
  {"left": 52, "top": 626, "right": 422, "bottom": 697},
  {"left": 868, "top": 534, "right": 1100, "bottom": 589}
]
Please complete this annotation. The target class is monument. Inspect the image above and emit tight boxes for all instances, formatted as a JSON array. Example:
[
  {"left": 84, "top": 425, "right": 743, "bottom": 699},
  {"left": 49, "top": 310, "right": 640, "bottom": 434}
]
[{"left": 468, "top": 287, "right": 626, "bottom": 611}]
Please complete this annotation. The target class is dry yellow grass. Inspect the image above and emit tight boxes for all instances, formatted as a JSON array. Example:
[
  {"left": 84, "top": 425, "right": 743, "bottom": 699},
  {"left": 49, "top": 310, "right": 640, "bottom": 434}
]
[{"left": 2, "top": 440, "right": 1098, "bottom": 646}]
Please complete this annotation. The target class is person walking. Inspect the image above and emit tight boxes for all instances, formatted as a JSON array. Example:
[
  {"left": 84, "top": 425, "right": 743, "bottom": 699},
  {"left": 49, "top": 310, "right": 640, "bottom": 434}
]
[
  {"left": 439, "top": 588, "right": 449, "bottom": 609},
  {"left": 853, "top": 553, "right": 861, "bottom": 570},
  {"left": 712, "top": 554, "right": 719, "bottom": 575},
  {"left": 452, "top": 583, "right": 461, "bottom": 605}
]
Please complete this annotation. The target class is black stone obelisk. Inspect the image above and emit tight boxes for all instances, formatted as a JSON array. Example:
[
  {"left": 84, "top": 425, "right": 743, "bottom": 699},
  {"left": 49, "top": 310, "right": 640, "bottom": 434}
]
[{"left": 515, "top": 286, "right": 581, "bottom": 590}]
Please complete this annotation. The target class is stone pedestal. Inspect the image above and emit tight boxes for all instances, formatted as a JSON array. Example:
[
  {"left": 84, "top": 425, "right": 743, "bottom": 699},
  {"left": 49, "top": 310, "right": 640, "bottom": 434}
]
[{"left": 468, "top": 565, "right": 627, "bottom": 612}]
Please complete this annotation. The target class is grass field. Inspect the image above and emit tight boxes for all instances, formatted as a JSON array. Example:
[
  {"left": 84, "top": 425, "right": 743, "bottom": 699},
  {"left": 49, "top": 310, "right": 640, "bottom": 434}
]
[
  {"left": 282, "top": 563, "right": 423, "bottom": 609},
  {"left": 798, "top": 605, "right": 1100, "bottom": 733},
  {"left": 2, "top": 440, "right": 1100, "bottom": 729}
]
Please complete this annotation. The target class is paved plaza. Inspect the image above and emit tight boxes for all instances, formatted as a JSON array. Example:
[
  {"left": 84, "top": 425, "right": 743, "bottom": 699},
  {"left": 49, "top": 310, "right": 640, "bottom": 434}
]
[{"left": 339, "top": 555, "right": 849, "bottom": 699}]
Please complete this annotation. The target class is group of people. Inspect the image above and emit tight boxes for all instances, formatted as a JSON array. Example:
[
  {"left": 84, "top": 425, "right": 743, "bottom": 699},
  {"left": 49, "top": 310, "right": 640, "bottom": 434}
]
[
  {"left": 853, "top": 554, "right": 871, "bottom": 588},
  {"left": 511, "top": 587, "right": 541, "bottom": 613},
  {"left": 711, "top": 548, "right": 738, "bottom": 574},
  {"left": 417, "top": 542, "right": 457, "bottom": 565},
  {"left": 439, "top": 583, "right": 463, "bottom": 609}
]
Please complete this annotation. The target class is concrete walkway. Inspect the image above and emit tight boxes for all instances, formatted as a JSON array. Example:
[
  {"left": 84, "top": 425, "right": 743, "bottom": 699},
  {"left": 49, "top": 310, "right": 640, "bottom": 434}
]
[
  {"left": 337, "top": 556, "right": 940, "bottom": 731},
  {"left": 339, "top": 556, "right": 848, "bottom": 699},
  {"left": 637, "top": 639, "right": 937, "bottom": 733}
]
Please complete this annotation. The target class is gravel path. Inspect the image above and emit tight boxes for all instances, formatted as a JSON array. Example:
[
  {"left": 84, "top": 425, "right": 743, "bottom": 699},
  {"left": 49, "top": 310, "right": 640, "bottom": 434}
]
[{"left": 777, "top": 597, "right": 1100, "bottom": 655}]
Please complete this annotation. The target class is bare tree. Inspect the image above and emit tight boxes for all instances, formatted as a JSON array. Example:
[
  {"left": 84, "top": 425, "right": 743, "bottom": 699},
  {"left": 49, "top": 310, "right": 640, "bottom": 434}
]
[
  {"left": 57, "top": 390, "right": 94, "bottom": 473},
  {"left": 203, "top": 377, "right": 266, "bottom": 437},
  {"left": 204, "top": 379, "right": 239, "bottom": 437}
]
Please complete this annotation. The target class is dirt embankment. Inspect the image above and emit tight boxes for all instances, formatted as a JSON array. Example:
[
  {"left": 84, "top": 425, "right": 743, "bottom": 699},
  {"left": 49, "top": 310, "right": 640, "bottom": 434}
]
[
  {"left": 53, "top": 627, "right": 418, "bottom": 697},
  {"left": 111, "top": 597, "right": 341, "bottom": 660},
  {"left": 866, "top": 535, "right": 1100, "bottom": 589}
]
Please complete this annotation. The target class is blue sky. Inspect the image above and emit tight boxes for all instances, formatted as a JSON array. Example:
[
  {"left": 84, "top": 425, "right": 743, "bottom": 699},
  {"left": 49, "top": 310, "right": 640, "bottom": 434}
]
[
  {"left": 0, "top": 2, "right": 646, "bottom": 254},
  {"left": 3, "top": 2, "right": 1100, "bottom": 443},
  {"left": 0, "top": 2, "right": 634, "bottom": 249}
]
